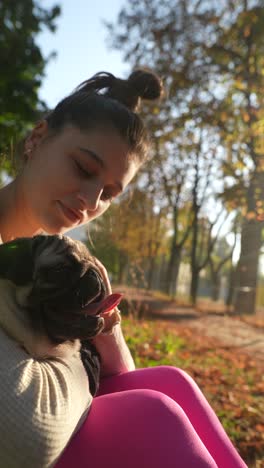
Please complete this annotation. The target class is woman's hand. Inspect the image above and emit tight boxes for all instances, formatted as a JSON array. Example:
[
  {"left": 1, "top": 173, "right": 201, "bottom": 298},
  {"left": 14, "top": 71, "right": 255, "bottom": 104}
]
[
  {"left": 88, "top": 258, "right": 136, "bottom": 377},
  {"left": 91, "top": 258, "right": 122, "bottom": 335},
  {"left": 91, "top": 257, "right": 112, "bottom": 295}
]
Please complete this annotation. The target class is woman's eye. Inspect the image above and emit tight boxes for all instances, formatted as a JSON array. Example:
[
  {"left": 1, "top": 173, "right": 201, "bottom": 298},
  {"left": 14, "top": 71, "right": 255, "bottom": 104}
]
[
  {"left": 74, "top": 159, "right": 116, "bottom": 203},
  {"left": 101, "top": 190, "right": 114, "bottom": 203},
  {"left": 75, "top": 161, "right": 92, "bottom": 178}
]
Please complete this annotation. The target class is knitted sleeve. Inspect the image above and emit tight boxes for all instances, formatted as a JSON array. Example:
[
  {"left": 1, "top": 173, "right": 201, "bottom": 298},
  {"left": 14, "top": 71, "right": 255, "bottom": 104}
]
[{"left": 0, "top": 328, "right": 91, "bottom": 468}]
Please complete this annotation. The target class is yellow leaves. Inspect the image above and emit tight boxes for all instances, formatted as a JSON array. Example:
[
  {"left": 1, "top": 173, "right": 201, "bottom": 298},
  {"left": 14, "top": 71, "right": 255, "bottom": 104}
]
[
  {"left": 257, "top": 156, "right": 264, "bottom": 170},
  {"left": 250, "top": 12, "right": 259, "bottom": 24},
  {"left": 244, "top": 206, "right": 264, "bottom": 222},
  {"left": 104, "top": 189, "right": 169, "bottom": 261},
  {"left": 256, "top": 200, "right": 264, "bottom": 221},
  {"left": 255, "top": 381, "right": 264, "bottom": 394},
  {"left": 256, "top": 212, "right": 264, "bottom": 222},
  {"left": 234, "top": 80, "right": 246, "bottom": 91},
  {"left": 251, "top": 118, "right": 264, "bottom": 156},
  {"left": 246, "top": 211, "right": 256, "bottom": 220},
  {"left": 243, "top": 25, "right": 251, "bottom": 38},
  {"left": 227, "top": 200, "right": 239, "bottom": 210},
  {"left": 152, "top": 106, "right": 160, "bottom": 115},
  {"left": 234, "top": 160, "right": 246, "bottom": 171},
  {"left": 242, "top": 112, "right": 250, "bottom": 123},
  {"left": 255, "top": 141, "right": 264, "bottom": 157},
  {"left": 255, "top": 424, "right": 264, "bottom": 433},
  {"left": 220, "top": 111, "right": 228, "bottom": 122}
]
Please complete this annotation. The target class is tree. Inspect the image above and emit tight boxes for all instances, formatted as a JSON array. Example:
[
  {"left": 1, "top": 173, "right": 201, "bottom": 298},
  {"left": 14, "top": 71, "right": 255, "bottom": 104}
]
[
  {"left": 107, "top": 0, "right": 264, "bottom": 313},
  {"left": 152, "top": 134, "right": 194, "bottom": 296},
  {"left": 87, "top": 187, "right": 169, "bottom": 287},
  {"left": 106, "top": 0, "right": 228, "bottom": 297},
  {"left": 0, "top": 0, "right": 60, "bottom": 170},
  {"left": 209, "top": 228, "right": 238, "bottom": 302},
  {"left": 202, "top": 0, "right": 264, "bottom": 313}
]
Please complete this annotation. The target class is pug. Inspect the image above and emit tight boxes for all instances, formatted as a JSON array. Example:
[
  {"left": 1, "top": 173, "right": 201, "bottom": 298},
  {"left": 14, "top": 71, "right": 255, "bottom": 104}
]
[{"left": 0, "top": 234, "right": 121, "bottom": 394}]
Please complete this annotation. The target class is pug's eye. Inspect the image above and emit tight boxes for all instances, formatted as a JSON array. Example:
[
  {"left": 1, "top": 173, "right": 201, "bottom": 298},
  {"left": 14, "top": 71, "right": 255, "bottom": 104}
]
[
  {"left": 39, "top": 263, "right": 67, "bottom": 281},
  {"left": 53, "top": 263, "right": 65, "bottom": 273}
]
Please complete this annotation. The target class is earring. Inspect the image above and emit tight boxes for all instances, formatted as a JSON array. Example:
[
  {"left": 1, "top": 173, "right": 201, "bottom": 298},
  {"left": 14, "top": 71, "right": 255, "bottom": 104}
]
[{"left": 24, "top": 147, "right": 33, "bottom": 161}]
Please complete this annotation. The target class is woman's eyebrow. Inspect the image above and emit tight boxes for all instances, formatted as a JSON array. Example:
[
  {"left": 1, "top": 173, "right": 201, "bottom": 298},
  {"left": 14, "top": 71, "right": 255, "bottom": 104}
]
[
  {"left": 77, "top": 146, "right": 123, "bottom": 192},
  {"left": 78, "top": 146, "right": 104, "bottom": 168}
]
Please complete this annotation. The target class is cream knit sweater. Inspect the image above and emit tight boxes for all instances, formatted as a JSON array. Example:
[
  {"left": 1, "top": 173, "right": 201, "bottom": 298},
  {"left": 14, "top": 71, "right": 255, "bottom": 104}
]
[
  {"left": 0, "top": 325, "right": 91, "bottom": 468},
  {"left": 0, "top": 234, "right": 135, "bottom": 467},
  {"left": 0, "top": 234, "right": 92, "bottom": 467}
]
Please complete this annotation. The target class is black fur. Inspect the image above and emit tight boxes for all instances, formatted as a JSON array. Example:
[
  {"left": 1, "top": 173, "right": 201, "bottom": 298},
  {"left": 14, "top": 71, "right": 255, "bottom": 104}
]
[{"left": 0, "top": 234, "right": 108, "bottom": 388}]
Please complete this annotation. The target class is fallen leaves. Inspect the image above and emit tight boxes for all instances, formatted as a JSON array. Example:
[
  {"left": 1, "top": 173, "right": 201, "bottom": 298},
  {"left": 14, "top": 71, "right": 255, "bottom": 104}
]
[{"left": 122, "top": 317, "right": 264, "bottom": 467}]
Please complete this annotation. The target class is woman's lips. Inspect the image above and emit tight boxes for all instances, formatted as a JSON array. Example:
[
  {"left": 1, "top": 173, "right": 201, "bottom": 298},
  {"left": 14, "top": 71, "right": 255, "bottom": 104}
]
[{"left": 57, "top": 201, "right": 83, "bottom": 224}]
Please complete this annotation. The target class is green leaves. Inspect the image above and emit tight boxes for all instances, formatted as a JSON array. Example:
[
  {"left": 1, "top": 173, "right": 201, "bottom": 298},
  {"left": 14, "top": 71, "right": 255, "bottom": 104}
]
[{"left": 0, "top": 0, "right": 60, "bottom": 165}]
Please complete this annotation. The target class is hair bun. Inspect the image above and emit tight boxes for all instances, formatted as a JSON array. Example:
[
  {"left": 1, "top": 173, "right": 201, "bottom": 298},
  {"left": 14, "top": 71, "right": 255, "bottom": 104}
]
[
  {"left": 128, "top": 69, "right": 163, "bottom": 101},
  {"left": 74, "top": 69, "right": 163, "bottom": 113}
]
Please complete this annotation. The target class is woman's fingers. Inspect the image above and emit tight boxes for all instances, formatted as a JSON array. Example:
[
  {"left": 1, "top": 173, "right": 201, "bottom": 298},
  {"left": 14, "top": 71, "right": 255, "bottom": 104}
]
[{"left": 92, "top": 257, "right": 112, "bottom": 295}]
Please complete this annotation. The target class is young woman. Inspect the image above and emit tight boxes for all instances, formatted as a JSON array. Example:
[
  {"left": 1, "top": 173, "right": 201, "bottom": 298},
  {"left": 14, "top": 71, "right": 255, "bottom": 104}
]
[{"left": 0, "top": 70, "right": 247, "bottom": 467}]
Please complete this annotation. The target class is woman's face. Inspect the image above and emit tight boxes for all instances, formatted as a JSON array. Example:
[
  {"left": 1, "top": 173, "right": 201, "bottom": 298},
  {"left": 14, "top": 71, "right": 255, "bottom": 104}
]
[{"left": 21, "top": 122, "right": 139, "bottom": 235}]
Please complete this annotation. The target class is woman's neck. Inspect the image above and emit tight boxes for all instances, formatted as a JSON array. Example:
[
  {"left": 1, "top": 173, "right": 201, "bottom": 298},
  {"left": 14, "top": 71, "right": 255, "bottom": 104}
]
[{"left": 0, "top": 179, "right": 43, "bottom": 242}]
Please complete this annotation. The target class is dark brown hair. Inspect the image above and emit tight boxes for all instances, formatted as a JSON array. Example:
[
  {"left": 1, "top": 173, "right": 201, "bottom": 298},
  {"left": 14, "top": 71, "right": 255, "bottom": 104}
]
[{"left": 45, "top": 69, "right": 163, "bottom": 164}]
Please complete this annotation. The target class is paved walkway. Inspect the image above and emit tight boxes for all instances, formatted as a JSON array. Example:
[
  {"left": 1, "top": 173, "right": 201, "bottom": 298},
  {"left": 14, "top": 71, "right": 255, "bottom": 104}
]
[
  {"left": 183, "top": 314, "right": 264, "bottom": 362},
  {"left": 115, "top": 285, "right": 264, "bottom": 364}
]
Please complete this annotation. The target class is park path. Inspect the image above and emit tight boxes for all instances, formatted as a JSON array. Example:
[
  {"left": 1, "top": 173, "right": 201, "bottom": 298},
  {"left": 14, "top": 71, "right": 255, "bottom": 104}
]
[
  {"left": 115, "top": 285, "right": 264, "bottom": 364},
  {"left": 178, "top": 313, "right": 264, "bottom": 362}
]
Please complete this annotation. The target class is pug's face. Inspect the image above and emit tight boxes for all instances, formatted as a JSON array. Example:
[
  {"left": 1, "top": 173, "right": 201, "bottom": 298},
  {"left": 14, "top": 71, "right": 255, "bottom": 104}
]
[
  {"left": 0, "top": 235, "right": 120, "bottom": 349},
  {"left": 26, "top": 234, "right": 110, "bottom": 343},
  {"left": 0, "top": 235, "right": 122, "bottom": 359}
]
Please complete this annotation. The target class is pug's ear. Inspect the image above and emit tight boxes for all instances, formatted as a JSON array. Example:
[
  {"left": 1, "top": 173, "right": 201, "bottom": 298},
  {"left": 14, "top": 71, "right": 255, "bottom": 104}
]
[
  {"left": 0, "top": 238, "right": 34, "bottom": 285},
  {"left": 30, "top": 235, "right": 45, "bottom": 259}
]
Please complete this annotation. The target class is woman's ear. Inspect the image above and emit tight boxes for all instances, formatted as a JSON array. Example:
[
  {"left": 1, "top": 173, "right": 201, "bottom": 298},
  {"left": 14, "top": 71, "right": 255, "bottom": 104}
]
[{"left": 24, "top": 120, "right": 49, "bottom": 154}]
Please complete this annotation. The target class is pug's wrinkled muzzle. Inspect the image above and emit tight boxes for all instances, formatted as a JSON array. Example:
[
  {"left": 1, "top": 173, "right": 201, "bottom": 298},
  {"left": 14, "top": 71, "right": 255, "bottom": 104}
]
[
  {"left": 28, "top": 265, "right": 122, "bottom": 343},
  {"left": 0, "top": 234, "right": 123, "bottom": 344}
]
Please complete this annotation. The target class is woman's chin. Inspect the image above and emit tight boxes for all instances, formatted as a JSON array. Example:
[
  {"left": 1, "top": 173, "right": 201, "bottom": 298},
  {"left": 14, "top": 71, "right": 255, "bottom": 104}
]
[
  {"left": 40, "top": 213, "right": 76, "bottom": 235},
  {"left": 40, "top": 221, "right": 69, "bottom": 236}
]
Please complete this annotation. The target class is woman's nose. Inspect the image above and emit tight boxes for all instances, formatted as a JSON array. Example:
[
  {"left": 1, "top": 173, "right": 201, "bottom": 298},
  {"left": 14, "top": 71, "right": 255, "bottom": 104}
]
[{"left": 78, "top": 182, "right": 103, "bottom": 212}]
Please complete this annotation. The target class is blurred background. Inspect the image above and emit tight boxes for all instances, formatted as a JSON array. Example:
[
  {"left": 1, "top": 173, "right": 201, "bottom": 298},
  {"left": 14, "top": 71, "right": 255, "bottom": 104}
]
[{"left": 0, "top": 1, "right": 263, "bottom": 465}]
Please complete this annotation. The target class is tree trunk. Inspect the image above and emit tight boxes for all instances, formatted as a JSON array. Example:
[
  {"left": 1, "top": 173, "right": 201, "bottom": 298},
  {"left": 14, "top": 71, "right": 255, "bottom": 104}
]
[
  {"left": 158, "top": 255, "right": 168, "bottom": 291},
  {"left": 211, "top": 275, "right": 220, "bottom": 301},
  {"left": 168, "top": 251, "right": 181, "bottom": 297},
  {"left": 118, "top": 254, "right": 128, "bottom": 284},
  {"left": 164, "top": 245, "right": 181, "bottom": 297},
  {"left": 190, "top": 202, "right": 199, "bottom": 304},
  {"left": 147, "top": 256, "right": 156, "bottom": 290},
  {"left": 225, "top": 267, "right": 235, "bottom": 308},
  {"left": 234, "top": 218, "right": 263, "bottom": 314},
  {"left": 190, "top": 268, "right": 199, "bottom": 305}
]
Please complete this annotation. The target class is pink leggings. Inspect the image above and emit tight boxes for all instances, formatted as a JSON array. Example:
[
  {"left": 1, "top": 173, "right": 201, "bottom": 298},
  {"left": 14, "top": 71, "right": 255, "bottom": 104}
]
[{"left": 56, "top": 366, "right": 247, "bottom": 467}]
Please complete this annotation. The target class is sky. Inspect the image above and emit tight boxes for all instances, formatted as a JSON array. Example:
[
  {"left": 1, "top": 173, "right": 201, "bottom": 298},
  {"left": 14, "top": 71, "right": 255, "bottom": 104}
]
[{"left": 37, "top": 0, "right": 128, "bottom": 108}]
